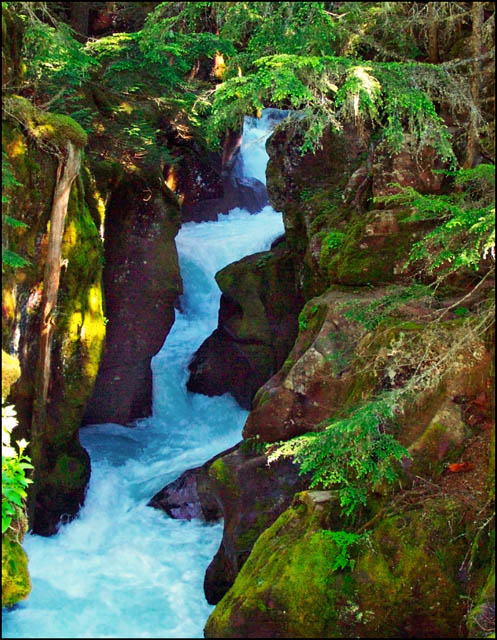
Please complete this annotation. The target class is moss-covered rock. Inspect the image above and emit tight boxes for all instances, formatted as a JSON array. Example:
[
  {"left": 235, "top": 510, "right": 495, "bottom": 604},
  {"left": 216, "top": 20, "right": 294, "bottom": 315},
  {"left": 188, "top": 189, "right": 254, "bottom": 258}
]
[
  {"left": 2, "top": 527, "right": 31, "bottom": 608},
  {"left": 243, "top": 287, "right": 377, "bottom": 442},
  {"left": 467, "top": 555, "right": 496, "bottom": 638},
  {"left": 204, "top": 490, "right": 343, "bottom": 638},
  {"left": 2, "top": 117, "right": 105, "bottom": 535},
  {"left": 187, "top": 245, "right": 303, "bottom": 409},
  {"left": 4, "top": 95, "right": 87, "bottom": 150},
  {"left": 407, "top": 400, "right": 469, "bottom": 480},
  {"left": 205, "top": 494, "right": 470, "bottom": 638},
  {"left": 266, "top": 121, "right": 369, "bottom": 298},
  {"left": 203, "top": 443, "right": 309, "bottom": 605}
]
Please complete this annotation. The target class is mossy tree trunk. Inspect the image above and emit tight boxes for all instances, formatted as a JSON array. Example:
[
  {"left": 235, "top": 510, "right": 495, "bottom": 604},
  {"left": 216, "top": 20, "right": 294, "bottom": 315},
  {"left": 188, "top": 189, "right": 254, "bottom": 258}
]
[
  {"left": 463, "top": 1, "right": 484, "bottom": 169},
  {"left": 29, "top": 141, "right": 81, "bottom": 524}
]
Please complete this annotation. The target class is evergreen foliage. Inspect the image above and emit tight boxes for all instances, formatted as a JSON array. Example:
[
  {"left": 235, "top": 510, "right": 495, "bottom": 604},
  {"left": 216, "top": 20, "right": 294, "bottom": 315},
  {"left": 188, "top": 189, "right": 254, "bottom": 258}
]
[
  {"left": 1, "top": 152, "right": 31, "bottom": 271},
  {"left": 268, "top": 391, "right": 408, "bottom": 517},
  {"left": 380, "top": 165, "right": 495, "bottom": 278},
  {"left": 1, "top": 0, "right": 494, "bottom": 562}
]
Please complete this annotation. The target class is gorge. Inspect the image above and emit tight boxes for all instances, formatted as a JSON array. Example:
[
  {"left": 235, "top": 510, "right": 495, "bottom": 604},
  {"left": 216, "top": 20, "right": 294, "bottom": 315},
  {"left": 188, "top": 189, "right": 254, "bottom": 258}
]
[{"left": 2, "top": 3, "right": 494, "bottom": 639}]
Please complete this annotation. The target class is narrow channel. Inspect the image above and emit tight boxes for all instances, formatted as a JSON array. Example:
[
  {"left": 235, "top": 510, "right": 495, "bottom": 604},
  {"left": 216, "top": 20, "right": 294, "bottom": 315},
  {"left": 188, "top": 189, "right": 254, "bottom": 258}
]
[{"left": 3, "top": 111, "right": 285, "bottom": 639}]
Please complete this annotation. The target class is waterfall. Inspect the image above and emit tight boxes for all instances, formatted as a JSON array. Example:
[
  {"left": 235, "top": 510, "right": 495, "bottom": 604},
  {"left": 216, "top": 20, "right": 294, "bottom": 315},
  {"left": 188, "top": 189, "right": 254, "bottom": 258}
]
[{"left": 3, "top": 110, "right": 286, "bottom": 639}]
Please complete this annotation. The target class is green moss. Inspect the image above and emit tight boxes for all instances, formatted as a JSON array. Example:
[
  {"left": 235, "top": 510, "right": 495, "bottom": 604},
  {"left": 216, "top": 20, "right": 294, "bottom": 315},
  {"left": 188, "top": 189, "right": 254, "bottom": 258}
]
[
  {"left": 323, "top": 212, "right": 416, "bottom": 286},
  {"left": 205, "top": 492, "right": 340, "bottom": 638},
  {"left": 4, "top": 95, "right": 87, "bottom": 150},
  {"left": 296, "top": 300, "right": 327, "bottom": 355},
  {"left": 2, "top": 120, "right": 104, "bottom": 530},
  {"left": 209, "top": 458, "right": 240, "bottom": 497},
  {"left": 206, "top": 495, "right": 470, "bottom": 638},
  {"left": 408, "top": 404, "right": 468, "bottom": 480},
  {"left": 2, "top": 350, "right": 20, "bottom": 399},
  {"left": 466, "top": 559, "right": 495, "bottom": 638},
  {"left": 354, "top": 498, "right": 467, "bottom": 637},
  {"left": 252, "top": 386, "right": 271, "bottom": 409},
  {"left": 319, "top": 229, "right": 347, "bottom": 272},
  {"left": 48, "top": 454, "right": 87, "bottom": 492},
  {"left": 2, "top": 529, "right": 31, "bottom": 608}
]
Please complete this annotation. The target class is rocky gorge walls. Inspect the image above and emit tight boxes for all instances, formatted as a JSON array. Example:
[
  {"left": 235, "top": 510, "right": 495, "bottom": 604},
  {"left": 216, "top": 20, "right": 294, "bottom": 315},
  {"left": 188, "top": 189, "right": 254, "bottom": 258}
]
[
  {"left": 2, "top": 105, "right": 105, "bottom": 536},
  {"left": 81, "top": 168, "right": 182, "bottom": 425},
  {"left": 187, "top": 239, "right": 303, "bottom": 409},
  {"left": 152, "top": 116, "right": 494, "bottom": 637}
]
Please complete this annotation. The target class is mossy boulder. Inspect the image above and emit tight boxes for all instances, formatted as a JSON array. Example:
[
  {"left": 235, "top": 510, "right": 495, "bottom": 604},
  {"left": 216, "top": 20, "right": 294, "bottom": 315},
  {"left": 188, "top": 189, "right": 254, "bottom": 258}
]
[
  {"left": 265, "top": 121, "right": 369, "bottom": 298},
  {"left": 203, "top": 441, "right": 309, "bottom": 605},
  {"left": 187, "top": 244, "right": 303, "bottom": 409},
  {"left": 243, "top": 288, "right": 378, "bottom": 442},
  {"left": 2, "top": 526, "right": 31, "bottom": 608},
  {"left": 323, "top": 208, "right": 428, "bottom": 286},
  {"left": 4, "top": 95, "right": 87, "bottom": 150},
  {"left": 205, "top": 494, "right": 470, "bottom": 638},
  {"left": 204, "top": 490, "right": 344, "bottom": 638},
  {"left": 406, "top": 400, "right": 469, "bottom": 480}
]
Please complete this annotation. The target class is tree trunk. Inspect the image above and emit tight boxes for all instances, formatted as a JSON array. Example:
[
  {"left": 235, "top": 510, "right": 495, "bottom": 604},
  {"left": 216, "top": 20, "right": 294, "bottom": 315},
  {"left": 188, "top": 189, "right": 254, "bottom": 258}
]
[
  {"left": 463, "top": 2, "right": 484, "bottom": 169},
  {"left": 70, "top": 2, "right": 90, "bottom": 42},
  {"left": 427, "top": 3, "right": 439, "bottom": 64},
  {"left": 28, "top": 141, "right": 81, "bottom": 525}
]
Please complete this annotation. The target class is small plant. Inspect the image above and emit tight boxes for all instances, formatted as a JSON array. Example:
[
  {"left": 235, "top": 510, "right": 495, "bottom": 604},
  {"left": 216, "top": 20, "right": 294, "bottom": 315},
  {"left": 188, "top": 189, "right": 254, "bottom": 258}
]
[
  {"left": 319, "top": 529, "right": 366, "bottom": 571},
  {"left": 2, "top": 404, "right": 33, "bottom": 534},
  {"left": 300, "top": 187, "right": 314, "bottom": 202},
  {"left": 378, "top": 166, "right": 495, "bottom": 280},
  {"left": 298, "top": 303, "right": 319, "bottom": 332},
  {"left": 324, "top": 230, "right": 346, "bottom": 251},
  {"left": 2, "top": 153, "right": 32, "bottom": 272},
  {"left": 256, "top": 253, "right": 273, "bottom": 269}
]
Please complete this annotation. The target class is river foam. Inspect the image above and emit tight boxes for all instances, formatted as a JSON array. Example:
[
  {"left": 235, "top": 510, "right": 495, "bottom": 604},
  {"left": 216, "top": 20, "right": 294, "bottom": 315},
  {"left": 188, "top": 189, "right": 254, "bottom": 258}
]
[{"left": 3, "top": 112, "right": 285, "bottom": 638}]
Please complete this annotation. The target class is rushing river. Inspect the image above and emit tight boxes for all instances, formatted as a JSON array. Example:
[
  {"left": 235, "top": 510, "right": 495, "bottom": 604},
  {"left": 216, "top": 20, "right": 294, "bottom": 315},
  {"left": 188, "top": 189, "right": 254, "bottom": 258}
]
[{"left": 3, "top": 110, "right": 286, "bottom": 638}]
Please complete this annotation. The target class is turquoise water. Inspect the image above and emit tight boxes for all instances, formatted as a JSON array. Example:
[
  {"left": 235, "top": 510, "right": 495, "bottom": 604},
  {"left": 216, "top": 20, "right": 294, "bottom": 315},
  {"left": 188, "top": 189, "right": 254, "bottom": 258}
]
[{"left": 3, "top": 112, "right": 284, "bottom": 638}]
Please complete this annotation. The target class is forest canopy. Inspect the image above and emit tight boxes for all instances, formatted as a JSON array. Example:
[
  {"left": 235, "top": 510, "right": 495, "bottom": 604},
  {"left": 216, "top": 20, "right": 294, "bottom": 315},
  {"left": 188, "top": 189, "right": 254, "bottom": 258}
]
[{"left": 2, "top": 2, "right": 495, "bottom": 159}]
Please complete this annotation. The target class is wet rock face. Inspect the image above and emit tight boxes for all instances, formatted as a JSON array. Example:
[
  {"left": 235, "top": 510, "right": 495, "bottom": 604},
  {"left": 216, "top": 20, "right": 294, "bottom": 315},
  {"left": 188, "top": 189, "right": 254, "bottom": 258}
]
[
  {"left": 83, "top": 175, "right": 182, "bottom": 426},
  {"left": 202, "top": 442, "right": 309, "bottom": 605},
  {"left": 3, "top": 120, "right": 106, "bottom": 535},
  {"left": 187, "top": 245, "right": 303, "bottom": 409},
  {"left": 148, "top": 454, "right": 224, "bottom": 522},
  {"left": 181, "top": 174, "right": 268, "bottom": 223},
  {"left": 243, "top": 289, "right": 367, "bottom": 442},
  {"left": 372, "top": 134, "right": 445, "bottom": 200},
  {"left": 173, "top": 129, "right": 268, "bottom": 223}
]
